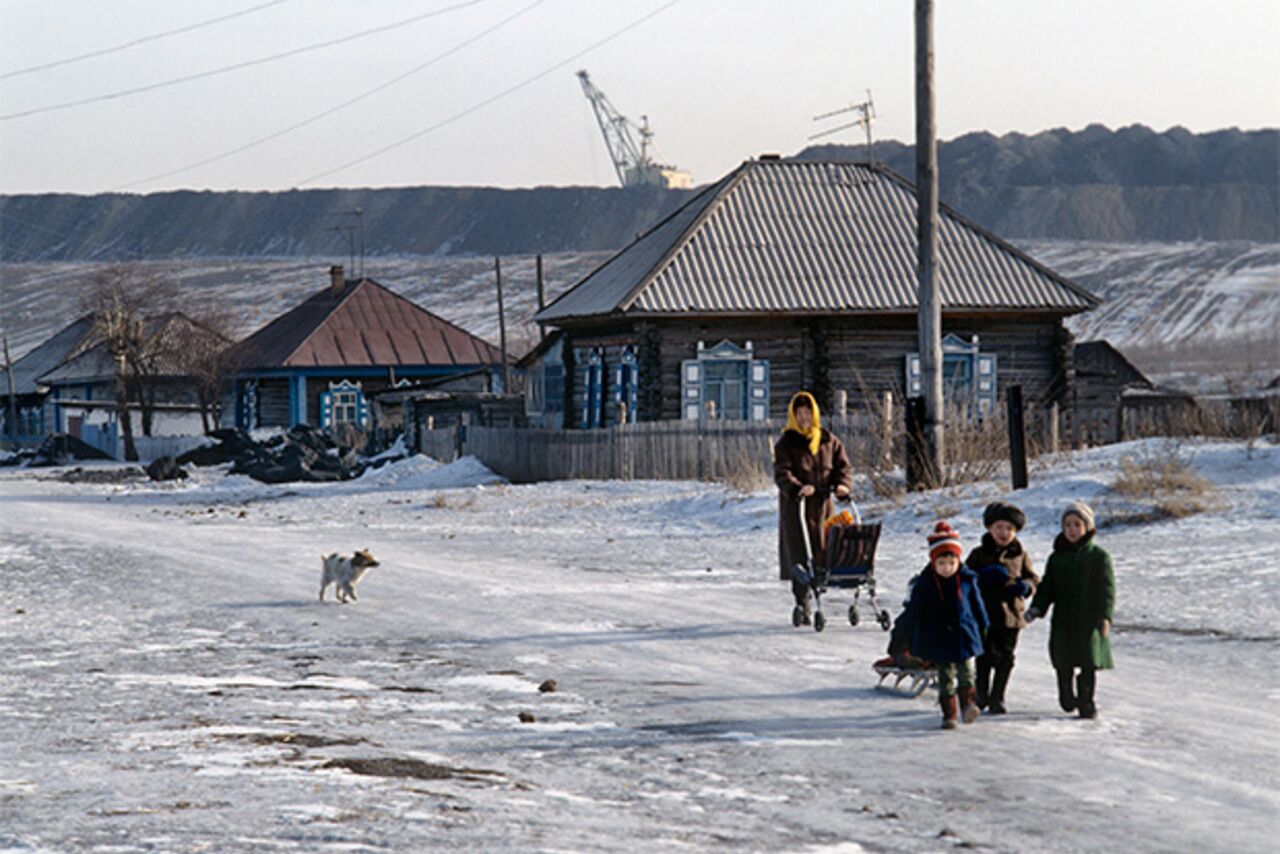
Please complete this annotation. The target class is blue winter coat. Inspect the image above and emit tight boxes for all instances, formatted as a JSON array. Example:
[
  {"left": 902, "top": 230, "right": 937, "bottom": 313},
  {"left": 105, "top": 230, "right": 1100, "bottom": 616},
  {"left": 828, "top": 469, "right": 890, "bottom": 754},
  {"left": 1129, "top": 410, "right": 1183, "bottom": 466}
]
[{"left": 896, "top": 565, "right": 989, "bottom": 663}]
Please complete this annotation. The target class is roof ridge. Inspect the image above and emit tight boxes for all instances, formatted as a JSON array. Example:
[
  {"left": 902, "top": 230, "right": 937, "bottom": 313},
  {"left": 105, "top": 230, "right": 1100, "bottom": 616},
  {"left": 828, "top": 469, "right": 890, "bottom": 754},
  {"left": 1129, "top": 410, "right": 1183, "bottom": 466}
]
[
  {"left": 873, "top": 163, "right": 1101, "bottom": 307},
  {"left": 279, "top": 277, "right": 366, "bottom": 367},
  {"left": 535, "top": 170, "right": 737, "bottom": 321},
  {"left": 617, "top": 163, "right": 754, "bottom": 313}
]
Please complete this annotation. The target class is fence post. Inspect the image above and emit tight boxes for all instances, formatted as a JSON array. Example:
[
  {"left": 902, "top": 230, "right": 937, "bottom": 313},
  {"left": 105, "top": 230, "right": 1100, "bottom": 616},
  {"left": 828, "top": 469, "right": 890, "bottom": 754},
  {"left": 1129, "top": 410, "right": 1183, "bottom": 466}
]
[
  {"left": 1048, "top": 401, "right": 1059, "bottom": 454},
  {"left": 881, "top": 391, "right": 894, "bottom": 468},
  {"left": 905, "top": 395, "right": 929, "bottom": 489},
  {"left": 1007, "top": 384, "right": 1028, "bottom": 490}
]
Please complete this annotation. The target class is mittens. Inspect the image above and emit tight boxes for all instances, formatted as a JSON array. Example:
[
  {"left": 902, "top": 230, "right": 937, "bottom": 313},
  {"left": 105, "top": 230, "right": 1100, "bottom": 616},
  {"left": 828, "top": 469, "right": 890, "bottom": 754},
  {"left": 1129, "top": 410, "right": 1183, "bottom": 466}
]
[{"left": 1024, "top": 606, "right": 1042, "bottom": 623}]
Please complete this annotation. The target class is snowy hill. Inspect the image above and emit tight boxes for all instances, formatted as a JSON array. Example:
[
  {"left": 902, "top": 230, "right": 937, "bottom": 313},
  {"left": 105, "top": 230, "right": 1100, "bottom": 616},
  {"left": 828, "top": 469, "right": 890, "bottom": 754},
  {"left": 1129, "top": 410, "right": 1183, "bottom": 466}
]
[
  {"left": 3, "top": 240, "right": 1277, "bottom": 388},
  {"left": 1, "top": 438, "right": 1277, "bottom": 851}
]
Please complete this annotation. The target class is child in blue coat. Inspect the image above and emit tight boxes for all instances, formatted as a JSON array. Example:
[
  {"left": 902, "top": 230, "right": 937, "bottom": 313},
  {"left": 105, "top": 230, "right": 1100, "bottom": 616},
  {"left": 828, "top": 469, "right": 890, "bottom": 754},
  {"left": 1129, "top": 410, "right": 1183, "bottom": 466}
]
[{"left": 896, "top": 521, "right": 990, "bottom": 729}]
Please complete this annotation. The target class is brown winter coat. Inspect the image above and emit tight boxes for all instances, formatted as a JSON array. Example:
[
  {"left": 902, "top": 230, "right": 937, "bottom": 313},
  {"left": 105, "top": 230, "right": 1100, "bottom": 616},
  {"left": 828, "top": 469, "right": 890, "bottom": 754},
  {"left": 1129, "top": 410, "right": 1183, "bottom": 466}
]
[
  {"left": 774, "top": 429, "right": 853, "bottom": 580},
  {"left": 965, "top": 534, "right": 1039, "bottom": 629}
]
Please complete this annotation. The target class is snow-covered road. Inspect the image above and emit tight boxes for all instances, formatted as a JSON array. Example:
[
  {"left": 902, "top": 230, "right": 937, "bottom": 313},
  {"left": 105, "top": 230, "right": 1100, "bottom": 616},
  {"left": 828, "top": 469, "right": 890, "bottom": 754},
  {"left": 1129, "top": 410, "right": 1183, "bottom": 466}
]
[{"left": 2, "top": 440, "right": 1278, "bottom": 852}]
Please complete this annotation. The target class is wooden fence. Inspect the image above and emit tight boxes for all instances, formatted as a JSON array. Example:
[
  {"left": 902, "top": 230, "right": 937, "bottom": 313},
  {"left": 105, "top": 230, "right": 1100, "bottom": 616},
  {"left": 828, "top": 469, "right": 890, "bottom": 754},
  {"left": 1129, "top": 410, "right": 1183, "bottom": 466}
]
[{"left": 419, "top": 414, "right": 890, "bottom": 484}]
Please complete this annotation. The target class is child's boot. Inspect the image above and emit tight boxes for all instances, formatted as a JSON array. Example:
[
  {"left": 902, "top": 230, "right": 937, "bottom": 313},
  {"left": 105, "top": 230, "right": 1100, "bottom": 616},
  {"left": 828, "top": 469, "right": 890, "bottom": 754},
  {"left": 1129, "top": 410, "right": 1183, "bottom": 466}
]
[
  {"left": 974, "top": 658, "right": 991, "bottom": 709},
  {"left": 939, "top": 694, "right": 958, "bottom": 729},
  {"left": 988, "top": 662, "right": 1013, "bottom": 715},
  {"left": 1056, "top": 668, "right": 1077, "bottom": 713},
  {"left": 1076, "top": 668, "right": 1097, "bottom": 719},
  {"left": 960, "top": 686, "right": 981, "bottom": 723}
]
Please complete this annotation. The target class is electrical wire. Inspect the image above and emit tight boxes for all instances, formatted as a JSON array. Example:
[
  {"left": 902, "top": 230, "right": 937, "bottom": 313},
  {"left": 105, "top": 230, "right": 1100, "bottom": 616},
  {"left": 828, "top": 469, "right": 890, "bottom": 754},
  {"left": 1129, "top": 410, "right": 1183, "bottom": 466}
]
[
  {"left": 115, "top": 0, "right": 549, "bottom": 190},
  {"left": 0, "top": 0, "right": 292, "bottom": 81},
  {"left": 0, "top": 0, "right": 491, "bottom": 121},
  {"left": 295, "top": 0, "right": 685, "bottom": 187}
]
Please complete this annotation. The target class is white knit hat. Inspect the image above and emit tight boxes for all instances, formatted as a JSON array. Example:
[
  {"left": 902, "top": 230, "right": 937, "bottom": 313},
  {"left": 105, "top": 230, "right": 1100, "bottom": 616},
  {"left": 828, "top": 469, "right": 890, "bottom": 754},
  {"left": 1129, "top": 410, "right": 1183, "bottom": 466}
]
[{"left": 1062, "top": 501, "right": 1096, "bottom": 532}]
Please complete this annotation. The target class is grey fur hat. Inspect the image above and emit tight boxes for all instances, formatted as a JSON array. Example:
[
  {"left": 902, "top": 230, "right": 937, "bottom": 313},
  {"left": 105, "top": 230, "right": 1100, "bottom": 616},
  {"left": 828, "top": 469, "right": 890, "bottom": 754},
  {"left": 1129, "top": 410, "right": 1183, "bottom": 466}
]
[
  {"left": 1062, "top": 500, "right": 1096, "bottom": 532},
  {"left": 983, "top": 501, "right": 1027, "bottom": 531}
]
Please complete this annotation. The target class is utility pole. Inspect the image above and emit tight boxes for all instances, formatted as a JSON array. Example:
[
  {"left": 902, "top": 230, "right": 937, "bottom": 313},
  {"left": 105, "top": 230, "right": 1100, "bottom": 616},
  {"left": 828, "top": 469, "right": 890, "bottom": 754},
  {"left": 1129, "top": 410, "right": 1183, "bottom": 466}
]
[
  {"left": 3, "top": 335, "right": 18, "bottom": 444},
  {"left": 535, "top": 253, "right": 546, "bottom": 342},
  {"left": 494, "top": 256, "right": 510, "bottom": 393},
  {"left": 915, "top": 0, "right": 944, "bottom": 485}
]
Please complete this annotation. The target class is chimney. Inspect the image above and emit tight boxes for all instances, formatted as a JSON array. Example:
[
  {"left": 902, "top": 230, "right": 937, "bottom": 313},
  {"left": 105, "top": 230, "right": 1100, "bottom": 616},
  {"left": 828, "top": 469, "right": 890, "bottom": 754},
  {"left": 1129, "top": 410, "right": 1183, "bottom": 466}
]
[{"left": 329, "top": 265, "right": 345, "bottom": 293}]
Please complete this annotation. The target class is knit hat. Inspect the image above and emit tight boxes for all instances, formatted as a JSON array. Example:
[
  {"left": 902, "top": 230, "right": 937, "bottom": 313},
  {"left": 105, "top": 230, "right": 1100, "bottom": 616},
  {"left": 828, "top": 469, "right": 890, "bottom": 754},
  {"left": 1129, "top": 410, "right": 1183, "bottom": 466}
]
[
  {"left": 1062, "top": 501, "right": 1096, "bottom": 532},
  {"left": 983, "top": 501, "right": 1027, "bottom": 531},
  {"left": 927, "top": 520, "right": 963, "bottom": 562}
]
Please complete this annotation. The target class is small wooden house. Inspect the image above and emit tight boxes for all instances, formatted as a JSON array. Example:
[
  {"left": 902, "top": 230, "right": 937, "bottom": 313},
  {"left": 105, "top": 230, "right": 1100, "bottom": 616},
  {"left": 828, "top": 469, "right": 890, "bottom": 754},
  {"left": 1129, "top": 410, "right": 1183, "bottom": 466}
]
[
  {"left": 525, "top": 157, "right": 1100, "bottom": 429},
  {"left": 225, "top": 266, "right": 506, "bottom": 432},
  {"left": 1, "top": 316, "right": 96, "bottom": 445},
  {"left": 24, "top": 313, "right": 227, "bottom": 456},
  {"left": 1072, "top": 340, "right": 1196, "bottom": 443}
]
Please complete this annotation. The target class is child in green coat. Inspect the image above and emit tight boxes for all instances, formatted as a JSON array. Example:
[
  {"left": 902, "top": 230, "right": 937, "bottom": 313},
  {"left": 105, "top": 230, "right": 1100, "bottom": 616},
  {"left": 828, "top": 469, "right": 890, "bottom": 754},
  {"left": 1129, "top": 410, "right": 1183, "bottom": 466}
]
[{"left": 1026, "top": 501, "right": 1115, "bottom": 719}]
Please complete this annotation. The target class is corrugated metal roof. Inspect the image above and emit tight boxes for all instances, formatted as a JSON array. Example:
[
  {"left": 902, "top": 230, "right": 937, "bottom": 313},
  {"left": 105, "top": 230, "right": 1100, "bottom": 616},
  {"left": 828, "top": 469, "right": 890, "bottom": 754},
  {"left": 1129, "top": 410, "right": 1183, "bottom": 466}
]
[
  {"left": 228, "top": 278, "right": 504, "bottom": 370},
  {"left": 7, "top": 316, "right": 96, "bottom": 395},
  {"left": 37, "top": 314, "right": 227, "bottom": 385},
  {"left": 535, "top": 159, "right": 1099, "bottom": 322}
]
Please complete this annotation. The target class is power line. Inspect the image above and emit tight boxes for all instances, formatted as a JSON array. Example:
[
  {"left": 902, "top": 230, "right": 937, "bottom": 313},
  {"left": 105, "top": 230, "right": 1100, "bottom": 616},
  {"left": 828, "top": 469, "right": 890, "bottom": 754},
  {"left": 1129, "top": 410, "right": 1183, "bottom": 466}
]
[
  {"left": 296, "top": 0, "right": 685, "bottom": 187},
  {"left": 115, "top": 0, "right": 549, "bottom": 191},
  {"left": 0, "top": 0, "right": 491, "bottom": 122},
  {"left": 0, "top": 0, "right": 292, "bottom": 82}
]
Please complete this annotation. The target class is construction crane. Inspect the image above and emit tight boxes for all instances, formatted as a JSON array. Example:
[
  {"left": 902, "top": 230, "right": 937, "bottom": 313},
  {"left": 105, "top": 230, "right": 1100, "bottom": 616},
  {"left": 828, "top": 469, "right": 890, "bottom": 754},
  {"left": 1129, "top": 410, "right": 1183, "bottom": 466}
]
[{"left": 576, "top": 69, "right": 691, "bottom": 190}]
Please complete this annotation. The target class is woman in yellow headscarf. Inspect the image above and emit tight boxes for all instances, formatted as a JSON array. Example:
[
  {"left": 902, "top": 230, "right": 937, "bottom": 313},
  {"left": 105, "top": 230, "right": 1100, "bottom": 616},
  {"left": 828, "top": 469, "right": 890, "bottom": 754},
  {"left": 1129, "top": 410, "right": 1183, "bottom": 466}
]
[{"left": 774, "top": 391, "right": 853, "bottom": 625}]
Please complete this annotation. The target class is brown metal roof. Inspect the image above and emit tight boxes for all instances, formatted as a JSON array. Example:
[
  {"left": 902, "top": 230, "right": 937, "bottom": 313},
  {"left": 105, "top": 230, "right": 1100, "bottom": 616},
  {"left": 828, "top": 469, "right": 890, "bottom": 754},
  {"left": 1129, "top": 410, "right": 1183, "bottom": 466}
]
[{"left": 229, "top": 278, "right": 504, "bottom": 370}]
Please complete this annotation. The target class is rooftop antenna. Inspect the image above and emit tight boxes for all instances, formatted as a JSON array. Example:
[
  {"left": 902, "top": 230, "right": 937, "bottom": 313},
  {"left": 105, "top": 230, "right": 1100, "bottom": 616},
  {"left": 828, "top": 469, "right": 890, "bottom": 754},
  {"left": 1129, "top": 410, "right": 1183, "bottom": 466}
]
[
  {"left": 326, "top": 209, "right": 365, "bottom": 279},
  {"left": 810, "top": 89, "right": 877, "bottom": 164}
]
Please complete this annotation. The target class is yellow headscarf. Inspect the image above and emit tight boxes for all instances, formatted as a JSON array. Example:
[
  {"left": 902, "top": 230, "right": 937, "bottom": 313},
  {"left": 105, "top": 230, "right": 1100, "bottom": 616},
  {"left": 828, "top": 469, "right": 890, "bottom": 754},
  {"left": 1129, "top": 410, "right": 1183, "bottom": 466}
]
[{"left": 784, "top": 391, "right": 822, "bottom": 455}]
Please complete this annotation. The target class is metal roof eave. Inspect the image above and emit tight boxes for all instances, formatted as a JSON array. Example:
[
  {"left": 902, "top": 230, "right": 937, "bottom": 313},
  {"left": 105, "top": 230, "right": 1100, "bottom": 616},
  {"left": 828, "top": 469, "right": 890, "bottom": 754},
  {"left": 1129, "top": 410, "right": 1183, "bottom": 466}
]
[{"left": 543, "top": 303, "right": 1092, "bottom": 327}]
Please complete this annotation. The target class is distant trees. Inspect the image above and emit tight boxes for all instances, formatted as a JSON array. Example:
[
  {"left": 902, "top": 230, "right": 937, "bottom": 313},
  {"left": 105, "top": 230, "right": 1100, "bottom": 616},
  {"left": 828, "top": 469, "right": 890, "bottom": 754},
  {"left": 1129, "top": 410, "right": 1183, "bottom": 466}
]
[
  {"left": 78, "top": 264, "right": 235, "bottom": 459},
  {"left": 175, "top": 307, "right": 240, "bottom": 433}
]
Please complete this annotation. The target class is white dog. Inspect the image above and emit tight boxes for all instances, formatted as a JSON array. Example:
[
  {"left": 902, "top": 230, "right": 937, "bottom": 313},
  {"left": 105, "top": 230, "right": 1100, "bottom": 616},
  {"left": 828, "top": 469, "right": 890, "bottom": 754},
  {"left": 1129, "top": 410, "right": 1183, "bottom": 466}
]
[{"left": 319, "top": 549, "right": 380, "bottom": 603}]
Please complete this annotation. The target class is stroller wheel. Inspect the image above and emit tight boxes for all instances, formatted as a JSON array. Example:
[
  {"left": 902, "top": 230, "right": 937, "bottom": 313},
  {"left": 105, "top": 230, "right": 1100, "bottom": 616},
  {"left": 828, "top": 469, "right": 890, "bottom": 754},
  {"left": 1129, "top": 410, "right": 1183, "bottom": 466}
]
[
  {"left": 848, "top": 605, "right": 860, "bottom": 627},
  {"left": 792, "top": 605, "right": 804, "bottom": 628},
  {"left": 877, "top": 610, "right": 892, "bottom": 631},
  {"left": 813, "top": 611, "right": 826, "bottom": 632}
]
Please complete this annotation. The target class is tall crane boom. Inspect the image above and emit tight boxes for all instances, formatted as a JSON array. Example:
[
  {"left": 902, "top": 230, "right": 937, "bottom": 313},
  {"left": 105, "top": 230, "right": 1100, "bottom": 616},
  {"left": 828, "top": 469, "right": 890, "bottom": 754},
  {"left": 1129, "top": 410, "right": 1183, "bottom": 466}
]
[{"left": 576, "top": 70, "right": 691, "bottom": 190}]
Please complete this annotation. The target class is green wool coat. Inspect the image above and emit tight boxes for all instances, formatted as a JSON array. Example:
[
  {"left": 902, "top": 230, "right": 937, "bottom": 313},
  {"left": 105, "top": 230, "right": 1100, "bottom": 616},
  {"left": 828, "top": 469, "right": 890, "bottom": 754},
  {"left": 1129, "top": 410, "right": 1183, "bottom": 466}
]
[{"left": 1030, "top": 532, "right": 1116, "bottom": 670}]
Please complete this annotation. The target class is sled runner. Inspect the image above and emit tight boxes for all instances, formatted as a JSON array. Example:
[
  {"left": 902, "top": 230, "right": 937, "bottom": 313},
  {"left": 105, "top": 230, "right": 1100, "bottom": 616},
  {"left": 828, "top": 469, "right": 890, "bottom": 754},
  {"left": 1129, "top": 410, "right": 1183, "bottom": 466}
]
[
  {"left": 872, "top": 655, "right": 937, "bottom": 697},
  {"left": 790, "top": 492, "right": 891, "bottom": 633}
]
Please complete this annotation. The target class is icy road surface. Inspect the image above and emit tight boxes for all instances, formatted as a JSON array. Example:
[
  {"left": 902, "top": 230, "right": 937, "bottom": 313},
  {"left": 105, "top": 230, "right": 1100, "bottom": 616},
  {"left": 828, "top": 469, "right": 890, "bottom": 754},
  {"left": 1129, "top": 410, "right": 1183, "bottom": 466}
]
[{"left": 1, "top": 440, "right": 1278, "bottom": 852}]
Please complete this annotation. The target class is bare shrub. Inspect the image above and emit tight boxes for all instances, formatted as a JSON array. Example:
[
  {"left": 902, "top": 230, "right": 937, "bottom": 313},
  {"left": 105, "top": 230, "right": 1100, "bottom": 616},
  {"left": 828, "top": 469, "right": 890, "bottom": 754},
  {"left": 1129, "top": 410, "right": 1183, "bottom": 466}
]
[
  {"left": 723, "top": 448, "right": 773, "bottom": 495},
  {"left": 432, "top": 493, "right": 448, "bottom": 508},
  {"left": 1102, "top": 440, "right": 1219, "bottom": 526}
]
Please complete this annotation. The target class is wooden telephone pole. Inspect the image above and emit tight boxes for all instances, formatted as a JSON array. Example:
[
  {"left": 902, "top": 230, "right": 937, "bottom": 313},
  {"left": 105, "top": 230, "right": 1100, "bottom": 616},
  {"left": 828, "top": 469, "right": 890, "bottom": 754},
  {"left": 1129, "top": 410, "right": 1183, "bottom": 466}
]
[
  {"left": 915, "top": 0, "right": 944, "bottom": 485},
  {"left": 494, "top": 257, "right": 510, "bottom": 392},
  {"left": 3, "top": 335, "right": 18, "bottom": 444}
]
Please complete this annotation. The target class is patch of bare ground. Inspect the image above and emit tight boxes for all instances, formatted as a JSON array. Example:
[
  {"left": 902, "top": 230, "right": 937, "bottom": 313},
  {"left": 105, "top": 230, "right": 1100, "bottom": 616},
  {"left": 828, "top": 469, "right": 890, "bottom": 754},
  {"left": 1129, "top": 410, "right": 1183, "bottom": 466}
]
[
  {"left": 212, "top": 731, "right": 366, "bottom": 748},
  {"left": 321, "top": 757, "right": 504, "bottom": 783}
]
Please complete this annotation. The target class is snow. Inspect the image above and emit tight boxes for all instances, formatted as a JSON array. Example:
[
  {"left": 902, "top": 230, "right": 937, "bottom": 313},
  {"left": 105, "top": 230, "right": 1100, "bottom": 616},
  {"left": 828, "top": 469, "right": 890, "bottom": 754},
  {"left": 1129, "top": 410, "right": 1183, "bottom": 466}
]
[{"left": 1, "top": 439, "right": 1278, "bottom": 852}]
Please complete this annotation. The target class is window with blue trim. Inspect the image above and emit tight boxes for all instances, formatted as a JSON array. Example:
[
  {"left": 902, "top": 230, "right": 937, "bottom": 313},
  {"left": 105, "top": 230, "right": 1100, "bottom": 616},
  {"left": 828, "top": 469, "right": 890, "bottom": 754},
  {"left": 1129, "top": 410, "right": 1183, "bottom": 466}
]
[
  {"left": 906, "top": 334, "right": 997, "bottom": 415},
  {"left": 320, "top": 380, "right": 369, "bottom": 429},
  {"left": 681, "top": 340, "right": 770, "bottom": 421}
]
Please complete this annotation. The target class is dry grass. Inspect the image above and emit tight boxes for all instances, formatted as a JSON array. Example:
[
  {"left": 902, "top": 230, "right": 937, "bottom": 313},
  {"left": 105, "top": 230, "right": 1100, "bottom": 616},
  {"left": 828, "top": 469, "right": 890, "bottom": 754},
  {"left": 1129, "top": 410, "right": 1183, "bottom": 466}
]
[
  {"left": 1102, "top": 441, "right": 1220, "bottom": 526},
  {"left": 719, "top": 443, "right": 776, "bottom": 494}
]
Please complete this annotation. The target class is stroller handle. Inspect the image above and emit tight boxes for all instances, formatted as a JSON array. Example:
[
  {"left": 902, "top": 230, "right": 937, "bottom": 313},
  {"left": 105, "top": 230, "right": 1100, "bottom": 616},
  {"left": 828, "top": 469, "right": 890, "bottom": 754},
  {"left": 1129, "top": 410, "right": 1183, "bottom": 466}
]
[{"left": 797, "top": 490, "right": 862, "bottom": 563}]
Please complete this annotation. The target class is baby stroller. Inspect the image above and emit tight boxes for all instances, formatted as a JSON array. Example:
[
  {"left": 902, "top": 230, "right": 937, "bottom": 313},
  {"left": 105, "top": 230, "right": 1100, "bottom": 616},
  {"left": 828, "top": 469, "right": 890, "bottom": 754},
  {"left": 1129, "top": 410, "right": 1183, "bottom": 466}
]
[{"left": 790, "top": 491, "right": 891, "bottom": 633}]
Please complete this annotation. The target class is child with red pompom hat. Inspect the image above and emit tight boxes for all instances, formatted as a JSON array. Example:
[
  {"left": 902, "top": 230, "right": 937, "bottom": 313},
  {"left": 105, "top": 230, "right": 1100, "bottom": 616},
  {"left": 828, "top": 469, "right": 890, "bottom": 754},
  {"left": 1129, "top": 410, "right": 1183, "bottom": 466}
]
[{"left": 895, "top": 521, "right": 990, "bottom": 729}]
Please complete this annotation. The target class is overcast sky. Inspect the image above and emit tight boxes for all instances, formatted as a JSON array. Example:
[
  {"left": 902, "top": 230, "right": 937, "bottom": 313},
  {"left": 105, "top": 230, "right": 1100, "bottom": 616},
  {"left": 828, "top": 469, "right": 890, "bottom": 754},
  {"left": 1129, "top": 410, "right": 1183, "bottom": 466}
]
[{"left": 0, "top": 0, "right": 1275, "bottom": 195}]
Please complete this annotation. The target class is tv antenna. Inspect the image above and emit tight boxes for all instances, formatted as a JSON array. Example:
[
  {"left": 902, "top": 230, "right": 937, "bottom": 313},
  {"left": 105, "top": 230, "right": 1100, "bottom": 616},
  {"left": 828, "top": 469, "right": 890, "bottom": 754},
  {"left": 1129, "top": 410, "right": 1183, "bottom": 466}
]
[
  {"left": 327, "top": 208, "right": 365, "bottom": 279},
  {"left": 811, "top": 90, "right": 877, "bottom": 164}
]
